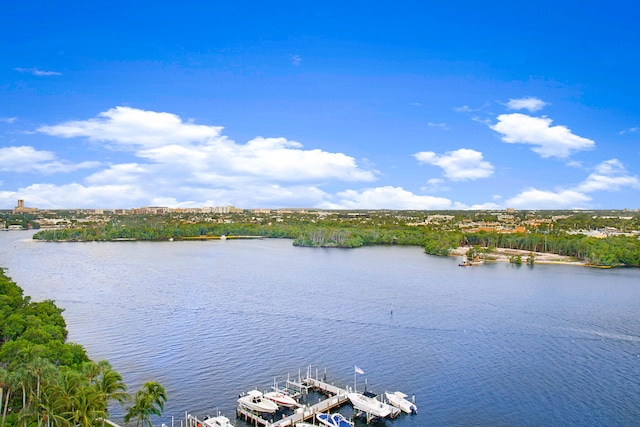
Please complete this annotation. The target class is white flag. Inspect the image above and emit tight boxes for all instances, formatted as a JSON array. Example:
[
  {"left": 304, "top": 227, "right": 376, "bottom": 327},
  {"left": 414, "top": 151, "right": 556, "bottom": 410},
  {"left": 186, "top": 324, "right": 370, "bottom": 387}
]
[{"left": 355, "top": 365, "right": 364, "bottom": 375}]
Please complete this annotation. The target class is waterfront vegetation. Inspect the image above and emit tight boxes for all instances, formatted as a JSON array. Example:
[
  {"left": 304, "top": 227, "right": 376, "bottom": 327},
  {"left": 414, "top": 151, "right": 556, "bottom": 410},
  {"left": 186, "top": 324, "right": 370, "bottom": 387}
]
[
  {"left": 0, "top": 269, "right": 166, "bottom": 427},
  {"left": 24, "top": 209, "right": 640, "bottom": 267}
]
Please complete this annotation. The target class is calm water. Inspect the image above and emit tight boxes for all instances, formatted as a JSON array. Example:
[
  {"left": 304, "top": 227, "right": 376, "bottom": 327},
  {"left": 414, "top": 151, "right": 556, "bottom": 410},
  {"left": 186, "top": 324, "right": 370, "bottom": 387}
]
[{"left": 1, "top": 231, "right": 640, "bottom": 426}]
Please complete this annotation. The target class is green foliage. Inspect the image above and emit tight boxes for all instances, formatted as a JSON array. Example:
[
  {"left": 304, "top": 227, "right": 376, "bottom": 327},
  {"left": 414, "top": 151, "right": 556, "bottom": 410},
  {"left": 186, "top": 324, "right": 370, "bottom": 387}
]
[
  {"left": 423, "top": 232, "right": 462, "bottom": 256},
  {"left": 0, "top": 269, "right": 164, "bottom": 427},
  {"left": 509, "top": 254, "right": 523, "bottom": 265},
  {"left": 125, "top": 382, "right": 167, "bottom": 427}
]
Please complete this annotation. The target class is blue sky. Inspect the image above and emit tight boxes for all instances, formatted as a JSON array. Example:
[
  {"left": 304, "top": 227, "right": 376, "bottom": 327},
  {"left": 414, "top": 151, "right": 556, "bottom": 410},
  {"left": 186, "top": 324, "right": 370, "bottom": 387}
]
[{"left": 1, "top": 1, "right": 639, "bottom": 210}]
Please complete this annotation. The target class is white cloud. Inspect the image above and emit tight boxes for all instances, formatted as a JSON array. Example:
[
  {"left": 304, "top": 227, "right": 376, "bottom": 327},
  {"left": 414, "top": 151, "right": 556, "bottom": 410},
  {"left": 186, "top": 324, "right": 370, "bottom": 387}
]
[
  {"left": 291, "top": 55, "right": 301, "bottom": 66},
  {"left": 414, "top": 148, "right": 494, "bottom": 181},
  {"left": 38, "top": 106, "right": 377, "bottom": 183},
  {"left": 506, "top": 188, "right": 592, "bottom": 209},
  {"left": 38, "top": 106, "right": 224, "bottom": 149},
  {"left": 0, "top": 183, "right": 146, "bottom": 209},
  {"left": 490, "top": 113, "right": 595, "bottom": 158},
  {"left": 22, "top": 106, "right": 383, "bottom": 208},
  {"left": 85, "top": 163, "right": 151, "bottom": 185},
  {"left": 0, "top": 117, "right": 17, "bottom": 124},
  {"left": 454, "top": 105, "right": 473, "bottom": 112},
  {"left": 575, "top": 159, "right": 640, "bottom": 193},
  {"left": 503, "top": 159, "right": 639, "bottom": 210},
  {"left": 320, "top": 186, "right": 455, "bottom": 210},
  {"left": 0, "top": 146, "right": 99, "bottom": 173},
  {"left": 506, "top": 97, "right": 548, "bottom": 112},
  {"left": 427, "top": 122, "right": 450, "bottom": 130},
  {"left": 618, "top": 127, "right": 638, "bottom": 135},
  {"left": 420, "top": 178, "right": 448, "bottom": 193},
  {"left": 14, "top": 68, "right": 61, "bottom": 76}
]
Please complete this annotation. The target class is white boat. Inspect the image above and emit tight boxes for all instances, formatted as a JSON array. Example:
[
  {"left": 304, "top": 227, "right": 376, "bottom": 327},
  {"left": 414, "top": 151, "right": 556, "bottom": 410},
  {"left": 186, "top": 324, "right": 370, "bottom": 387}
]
[
  {"left": 202, "top": 413, "right": 233, "bottom": 427},
  {"left": 316, "top": 412, "right": 354, "bottom": 427},
  {"left": 237, "top": 390, "right": 279, "bottom": 413},
  {"left": 385, "top": 391, "right": 417, "bottom": 414},
  {"left": 347, "top": 392, "right": 396, "bottom": 418},
  {"left": 264, "top": 390, "right": 298, "bottom": 408}
]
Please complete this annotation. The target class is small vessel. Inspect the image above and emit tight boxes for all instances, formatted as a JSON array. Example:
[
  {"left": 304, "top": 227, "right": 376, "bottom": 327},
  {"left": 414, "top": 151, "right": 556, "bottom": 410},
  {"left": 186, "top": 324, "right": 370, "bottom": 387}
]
[
  {"left": 202, "top": 412, "right": 233, "bottom": 427},
  {"left": 237, "top": 390, "right": 279, "bottom": 413},
  {"left": 347, "top": 391, "right": 397, "bottom": 418},
  {"left": 264, "top": 390, "right": 298, "bottom": 408},
  {"left": 385, "top": 391, "right": 417, "bottom": 414},
  {"left": 316, "top": 412, "right": 354, "bottom": 427}
]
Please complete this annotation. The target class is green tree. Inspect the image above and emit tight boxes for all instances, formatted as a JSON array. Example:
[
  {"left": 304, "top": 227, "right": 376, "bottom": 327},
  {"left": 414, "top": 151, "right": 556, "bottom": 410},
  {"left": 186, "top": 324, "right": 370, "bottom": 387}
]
[
  {"left": 64, "top": 386, "right": 107, "bottom": 427},
  {"left": 124, "top": 382, "right": 167, "bottom": 427}
]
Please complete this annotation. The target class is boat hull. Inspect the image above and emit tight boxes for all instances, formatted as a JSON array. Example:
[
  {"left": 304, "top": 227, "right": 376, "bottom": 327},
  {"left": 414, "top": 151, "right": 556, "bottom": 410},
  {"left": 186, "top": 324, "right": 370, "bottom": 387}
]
[
  {"left": 264, "top": 391, "right": 297, "bottom": 408},
  {"left": 237, "top": 390, "right": 279, "bottom": 414},
  {"left": 385, "top": 391, "right": 417, "bottom": 414},
  {"left": 347, "top": 393, "right": 393, "bottom": 418}
]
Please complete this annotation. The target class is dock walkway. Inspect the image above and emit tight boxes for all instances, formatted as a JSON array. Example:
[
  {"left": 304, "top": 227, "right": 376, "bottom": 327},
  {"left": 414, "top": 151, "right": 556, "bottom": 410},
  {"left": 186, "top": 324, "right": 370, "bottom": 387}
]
[{"left": 236, "top": 377, "right": 351, "bottom": 427}]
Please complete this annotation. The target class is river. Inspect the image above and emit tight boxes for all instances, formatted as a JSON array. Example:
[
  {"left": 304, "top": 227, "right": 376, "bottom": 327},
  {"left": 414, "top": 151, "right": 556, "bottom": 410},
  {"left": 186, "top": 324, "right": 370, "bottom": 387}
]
[{"left": 1, "top": 230, "right": 639, "bottom": 426}]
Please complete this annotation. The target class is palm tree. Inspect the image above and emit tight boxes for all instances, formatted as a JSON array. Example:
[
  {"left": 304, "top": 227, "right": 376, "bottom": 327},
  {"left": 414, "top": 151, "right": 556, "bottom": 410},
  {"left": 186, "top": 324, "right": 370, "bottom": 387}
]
[
  {"left": 93, "top": 362, "right": 129, "bottom": 427},
  {"left": 0, "top": 368, "right": 11, "bottom": 427},
  {"left": 124, "top": 382, "right": 167, "bottom": 427},
  {"left": 24, "top": 379, "right": 70, "bottom": 427},
  {"left": 64, "top": 385, "right": 107, "bottom": 427}
]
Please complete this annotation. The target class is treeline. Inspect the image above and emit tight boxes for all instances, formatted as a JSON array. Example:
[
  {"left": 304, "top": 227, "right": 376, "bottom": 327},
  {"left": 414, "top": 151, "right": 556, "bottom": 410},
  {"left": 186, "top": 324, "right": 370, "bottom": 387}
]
[
  {"left": 461, "top": 231, "right": 640, "bottom": 267},
  {"left": 32, "top": 221, "right": 640, "bottom": 267},
  {"left": 33, "top": 222, "right": 438, "bottom": 248},
  {"left": 0, "top": 269, "right": 167, "bottom": 427},
  {"left": 33, "top": 221, "right": 292, "bottom": 242}
]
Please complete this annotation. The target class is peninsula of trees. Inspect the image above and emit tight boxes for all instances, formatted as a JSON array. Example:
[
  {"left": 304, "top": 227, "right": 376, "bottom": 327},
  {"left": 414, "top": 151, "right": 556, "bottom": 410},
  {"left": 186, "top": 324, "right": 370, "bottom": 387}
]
[
  {"left": 0, "top": 269, "right": 167, "bottom": 427},
  {"left": 4, "top": 208, "right": 640, "bottom": 268}
]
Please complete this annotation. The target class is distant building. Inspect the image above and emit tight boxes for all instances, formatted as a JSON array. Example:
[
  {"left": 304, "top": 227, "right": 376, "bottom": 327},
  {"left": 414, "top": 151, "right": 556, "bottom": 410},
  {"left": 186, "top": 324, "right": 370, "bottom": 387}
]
[{"left": 13, "top": 199, "right": 38, "bottom": 214}]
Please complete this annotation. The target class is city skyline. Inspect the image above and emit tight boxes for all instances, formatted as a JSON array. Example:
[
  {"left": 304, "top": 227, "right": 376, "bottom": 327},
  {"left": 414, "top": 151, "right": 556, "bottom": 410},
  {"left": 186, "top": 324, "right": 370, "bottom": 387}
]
[{"left": 1, "top": 1, "right": 639, "bottom": 210}]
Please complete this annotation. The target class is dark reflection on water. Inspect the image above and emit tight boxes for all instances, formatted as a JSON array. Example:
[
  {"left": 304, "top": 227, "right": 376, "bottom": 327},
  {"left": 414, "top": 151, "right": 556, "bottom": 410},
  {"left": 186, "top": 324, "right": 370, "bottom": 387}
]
[{"left": 2, "top": 231, "right": 640, "bottom": 426}]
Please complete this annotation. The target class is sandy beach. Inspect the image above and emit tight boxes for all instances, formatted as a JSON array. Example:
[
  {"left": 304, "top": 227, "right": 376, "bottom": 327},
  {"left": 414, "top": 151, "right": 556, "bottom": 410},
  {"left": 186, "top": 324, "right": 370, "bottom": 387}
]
[{"left": 450, "top": 246, "right": 588, "bottom": 266}]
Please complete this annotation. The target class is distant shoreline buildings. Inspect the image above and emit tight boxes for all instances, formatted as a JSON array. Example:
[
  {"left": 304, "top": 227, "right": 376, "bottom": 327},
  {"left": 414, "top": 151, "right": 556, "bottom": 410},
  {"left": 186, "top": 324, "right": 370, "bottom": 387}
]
[{"left": 12, "top": 199, "right": 38, "bottom": 214}]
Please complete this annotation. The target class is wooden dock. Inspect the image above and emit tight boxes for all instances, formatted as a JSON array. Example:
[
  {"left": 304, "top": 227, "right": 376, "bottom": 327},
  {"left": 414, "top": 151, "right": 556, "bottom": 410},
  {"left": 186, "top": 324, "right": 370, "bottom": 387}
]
[{"left": 236, "top": 376, "right": 351, "bottom": 427}]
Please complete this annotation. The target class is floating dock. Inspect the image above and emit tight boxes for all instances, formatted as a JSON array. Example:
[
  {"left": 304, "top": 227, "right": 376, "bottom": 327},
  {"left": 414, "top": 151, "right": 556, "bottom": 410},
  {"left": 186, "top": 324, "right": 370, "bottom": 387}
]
[
  {"left": 236, "top": 367, "right": 401, "bottom": 426},
  {"left": 236, "top": 378, "right": 349, "bottom": 426}
]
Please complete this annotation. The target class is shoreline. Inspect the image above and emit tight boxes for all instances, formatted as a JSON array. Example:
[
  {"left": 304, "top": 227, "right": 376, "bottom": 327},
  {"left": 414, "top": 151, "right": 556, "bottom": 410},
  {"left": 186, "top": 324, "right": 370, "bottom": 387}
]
[{"left": 449, "top": 246, "right": 590, "bottom": 267}]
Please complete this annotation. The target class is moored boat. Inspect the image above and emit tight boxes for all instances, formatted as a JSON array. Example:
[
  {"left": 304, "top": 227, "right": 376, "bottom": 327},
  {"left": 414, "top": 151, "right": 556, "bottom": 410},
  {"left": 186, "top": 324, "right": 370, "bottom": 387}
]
[
  {"left": 237, "top": 390, "right": 279, "bottom": 413},
  {"left": 202, "top": 412, "right": 234, "bottom": 427},
  {"left": 264, "top": 390, "right": 298, "bottom": 408},
  {"left": 316, "top": 412, "right": 354, "bottom": 427},
  {"left": 384, "top": 391, "right": 417, "bottom": 414},
  {"left": 347, "top": 391, "right": 397, "bottom": 418}
]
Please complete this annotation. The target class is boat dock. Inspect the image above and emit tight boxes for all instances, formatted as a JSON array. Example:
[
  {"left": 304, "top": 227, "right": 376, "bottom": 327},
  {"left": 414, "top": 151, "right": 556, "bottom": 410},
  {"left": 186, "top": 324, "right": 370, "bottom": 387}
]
[
  {"left": 237, "top": 375, "right": 351, "bottom": 427},
  {"left": 183, "top": 366, "right": 411, "bottom": 427}
]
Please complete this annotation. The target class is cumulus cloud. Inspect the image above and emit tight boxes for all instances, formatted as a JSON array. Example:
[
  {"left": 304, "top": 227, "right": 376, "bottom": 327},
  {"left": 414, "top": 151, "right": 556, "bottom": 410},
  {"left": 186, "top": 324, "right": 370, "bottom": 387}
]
[
  {"left": 320, "top": 186, "right": 455, "bottom": 210},
  {"left": 0, "top": 146, "right": 99, "bottom": 174},
  {"left": 14, "top": 68, "right": 61, "bottom": 76},
  {"left": 38, "top": 106, "right": 377, "bottom": 183},
  {"left": 490, "top": 113, "right": 595, "bottom": 158},
  {"left": 575, "top": 159, "right": 640, "bottom": 193},
  {"left": 506, "top": 97, "right": 548, "bottom": 112},
  {"left": 504, "top": 159, "right": 639, "bottom": 209},
  {"left": 38, "top": 106, "right": 224, "bottom": 149},
  {"left": 506, "top": 189, "right": 592, "bottom": 209},
  {"left": 0, "top": 183, "right": 146, "bottom": 209},
  {"left": 413, "top": 148, "right": 494, "bottom": 181},
  {"left": 23, "top": 106, "right": 383, "bottom": 208}
]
